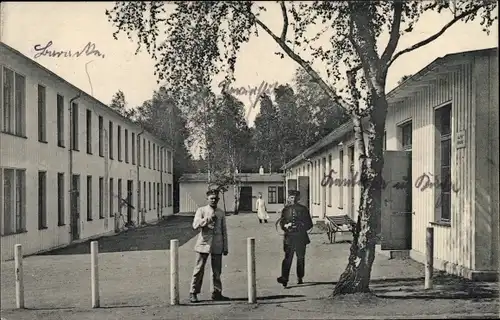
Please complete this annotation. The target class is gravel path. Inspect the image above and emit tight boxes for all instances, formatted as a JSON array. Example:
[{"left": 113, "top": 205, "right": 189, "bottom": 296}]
[{"left": 1, "top": 213, "right": 498, "bottom": 319}]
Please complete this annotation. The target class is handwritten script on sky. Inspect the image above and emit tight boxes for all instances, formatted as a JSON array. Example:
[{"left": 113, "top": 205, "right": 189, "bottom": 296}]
[
  {"left": 219, "top": 80, "right": 279, "bottom": 107},
  {"left": 33, "top": 41, "right": 106, "bottom": 59}
]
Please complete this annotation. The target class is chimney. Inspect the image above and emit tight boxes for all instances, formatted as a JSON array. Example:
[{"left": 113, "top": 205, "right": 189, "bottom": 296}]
[{"left": 259, "top": 166, "right": 264, "bottom": 175}]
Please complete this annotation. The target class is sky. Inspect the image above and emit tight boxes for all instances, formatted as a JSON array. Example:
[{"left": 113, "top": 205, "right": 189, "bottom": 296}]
[{"left": 1, "top": 1, "right": 498, "bottom": 156}]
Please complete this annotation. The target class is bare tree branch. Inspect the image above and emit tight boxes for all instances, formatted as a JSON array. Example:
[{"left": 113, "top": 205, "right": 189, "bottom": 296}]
[
  {"left": 380, "top": 2, "right": 403, "bottom": 66},
  {"left": 279, "top": 1, "right": 288, "bottom": 42},
  {"left": 387, "top": 4, "right": 484, "bottom": 69},
  {"left": 230, "top": 5, "right": 352, "bottom": 111}
]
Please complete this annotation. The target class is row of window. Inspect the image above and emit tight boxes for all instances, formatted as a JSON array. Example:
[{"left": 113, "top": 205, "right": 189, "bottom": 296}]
[
  {"left": 2, "top": 168, "right": 173, "bottom": 235},
  {"left": 286, "top": 103, "right": 452, "bottom": 222},
  {"left": 2, "top": 66, "right": 173, "bottom": 173}
]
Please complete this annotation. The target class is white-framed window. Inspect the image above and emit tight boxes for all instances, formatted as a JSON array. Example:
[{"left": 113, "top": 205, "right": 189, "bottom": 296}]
[
  {"left": 2, "top": 168, "right": 26, "bottom": 235},
  {"left": 435, "top": 104, "right": 452, "bottom": 222},
  {"left": 38, "top": 171, "right": 47, "bottom": 229},
  {"left": 2, "top": 67, "right": 26, "bottom": 136},
  {"left": 38, "top": 84, "right": 47, "bottom": 142},
  {"left": 57, "top": 94, "right": 65, "bottom": 147},
  {"left": 399, "top": 121, "right": 412, "bottom": 151}
]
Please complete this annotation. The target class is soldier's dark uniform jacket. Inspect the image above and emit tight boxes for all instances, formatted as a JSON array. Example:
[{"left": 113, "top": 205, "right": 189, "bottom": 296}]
[{"left": 279, "top": 202, "right": 313, "bottom": 246}]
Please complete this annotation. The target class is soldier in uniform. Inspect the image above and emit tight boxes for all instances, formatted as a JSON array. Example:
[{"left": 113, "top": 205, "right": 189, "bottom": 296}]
[{"left": 277, "top": 190, "right": 313, "bottom": 288}]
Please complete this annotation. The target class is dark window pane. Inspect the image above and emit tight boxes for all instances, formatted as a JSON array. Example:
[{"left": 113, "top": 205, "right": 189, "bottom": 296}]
[
  {"left": 441, "top": 139, "right": 451, "bottom": 166},
  {"left": 441, "top": 192, "right": 451, "bottom": 221}
]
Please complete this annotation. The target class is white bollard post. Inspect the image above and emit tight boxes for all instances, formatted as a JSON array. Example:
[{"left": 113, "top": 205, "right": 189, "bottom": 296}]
[
  {"left": 425, "top": 227, "right": 434, "bottom": 290},
  {"left": 91, "top": 241, "right": 100, "bottom": 308},
  {"left": 247, "top": 237, "right": 256, "bottom": 304},
  {"left": 14, "top": 244, "right": 24, "bottom": 309},
  {"left": 170, "top": 239, "right": 179, "bottom": 305}
]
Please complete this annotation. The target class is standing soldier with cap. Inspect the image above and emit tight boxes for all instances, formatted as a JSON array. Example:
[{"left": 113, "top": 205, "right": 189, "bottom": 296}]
[
  {"left": 189, "top": 189, "right": 230, "bottom": 303},
  {"left": 277, "top": 190, "right": 313, "bottom": 288}
]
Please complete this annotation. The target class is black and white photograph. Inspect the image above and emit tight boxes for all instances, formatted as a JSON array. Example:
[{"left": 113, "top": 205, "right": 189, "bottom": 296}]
[{"left": 0, "top": 1, "right": 498, "bottom": 319}]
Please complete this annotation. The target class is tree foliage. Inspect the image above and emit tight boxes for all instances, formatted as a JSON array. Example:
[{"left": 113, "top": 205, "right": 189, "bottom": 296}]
[{"left": 106, "top": 0, "right": 497, "bottom": 294}]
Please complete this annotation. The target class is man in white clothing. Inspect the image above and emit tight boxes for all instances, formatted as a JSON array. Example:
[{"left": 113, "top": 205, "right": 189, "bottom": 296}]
[{"left": 189, "top": 189, "right": 230, "bottom": 303}]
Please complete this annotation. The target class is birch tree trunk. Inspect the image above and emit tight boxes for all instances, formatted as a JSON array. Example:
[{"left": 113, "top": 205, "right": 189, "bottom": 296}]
[{"left": 333, "top": 92, "right": 388, "bottom": 294}]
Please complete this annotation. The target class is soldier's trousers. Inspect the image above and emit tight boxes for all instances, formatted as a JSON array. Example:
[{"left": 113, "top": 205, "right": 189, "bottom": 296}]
[
  {"left": 281, "top": 242, "right": 307, "bottom": 281},
  {"left": 190, "top": 252, "right": 223, "bottom": 294}
]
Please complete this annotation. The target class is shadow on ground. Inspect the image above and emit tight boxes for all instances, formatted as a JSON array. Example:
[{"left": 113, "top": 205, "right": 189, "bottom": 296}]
[
  {"left": 369, "top": 272, "right": 499, "bottom": 301},
  {"left": 36, "top": 215, "right": 198, "bottom": 255}
]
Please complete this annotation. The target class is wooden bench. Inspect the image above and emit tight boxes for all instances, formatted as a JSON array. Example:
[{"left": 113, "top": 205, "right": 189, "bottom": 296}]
[{"left": 325, "top": 215, "right": 356, "bottom": 243}]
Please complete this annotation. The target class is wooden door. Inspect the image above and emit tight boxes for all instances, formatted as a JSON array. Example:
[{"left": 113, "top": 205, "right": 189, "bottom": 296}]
[
  {"left": 238, "top": 186, "right": 253, "bottom": 212},
  {"left": 381, "top": 150, "right": 412, "bottom": 250}
]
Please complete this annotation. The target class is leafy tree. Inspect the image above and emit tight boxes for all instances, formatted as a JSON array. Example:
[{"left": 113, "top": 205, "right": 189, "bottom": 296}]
[
  {"left": 293, "top": 67, "right": 350, "bottom": 141},
  {"left": 106, "top": 0, "right": 497, "bottom": 295},
  {"left": 206, "top": 93, "right": 253, "bottom": 213},
  {"left": 110, "top": 89, "right": 136, "bottom": 119}
]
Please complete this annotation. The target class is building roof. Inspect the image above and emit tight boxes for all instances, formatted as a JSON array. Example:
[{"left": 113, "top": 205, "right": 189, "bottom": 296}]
[
  {"left": 0, "top": 41, "right": 172, "bottom": 149},
  {"left": 179, "top": 172, "right": 285, "bottom": 183},
  {"left": 281, "top": 47, "right": 498, "bottom": 171}
]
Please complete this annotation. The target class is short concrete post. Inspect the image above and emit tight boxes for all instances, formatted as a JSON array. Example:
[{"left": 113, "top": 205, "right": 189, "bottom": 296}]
[
  {"left": 425, "top": 227, "right": 434, "bottom": 290},
  {"left": 247, "top": 237, "right": 256, "bottom": 304},
  {"left": 170, "top": 239, "right": 179, "bottom": 305},
  {"left": 14, "top": 244, "right": 24, "bottom": 309},
  {"left": 90, "top": 241, "right": 100, "bottom": 308}
]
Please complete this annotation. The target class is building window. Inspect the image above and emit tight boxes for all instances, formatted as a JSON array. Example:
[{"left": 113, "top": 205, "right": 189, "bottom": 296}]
[
  {"left": 143, "top": 138, "right": 146, "bottom": 168},
  {"left": 38, "top": 171, "right": 47, "bottom": 229},
  {"left": 328, "top": 154, "right": 332, "bottom": 206},
  {"left": 138, "top": 137, "right": 142, "bottom": 166},
  {"left": 87, "top": 176, "right": 93, "bottom": 221},
  {"left": 278, "top": 186, "right": 285, "bottom": 204},
  {"left": 148, "top": 141, "right": 151, "bottom": 169},
  {"left": 339, "top": 149, "right": 344, "bottom": 209},
  {"left": 268, "top": 186, "right": 277, "bottom": 204},
  {"left": 158, "top": 146, "right": 161, "bottom": 171},
  {"left": 117, "top": 125, "right": 122, "bottom": 161},
  {"left": 143, "top": 181, "right": 146, "bottom": 211},
  {"left": 153, "top": 183, "right": 156, "bottom": 209},
  {"left": 153, "top": 143, "right": 156, "bottom": 170},
  {"left": 148, "top": 182, "right": 151, "bottom": 210},
  {"left": 168, "top": 183, "right": 173, "bottom": 207},
  {"left": 58, "top": 173, "right": 65, "bottom": 226},
  {"left": 109, "top": 178, "right": 114, "bottom": 217},
  {"left": 125, "top": 129, "right": 129, "bottom": 163},
  {"left": 71, "top": 102, "right": 79, "bottom": 151},
  {"left": 400, "top": 121, "right": 412, "bottom": 151},
  {"left": 132, "top": 132, "right": 136, "bottom": 165},
  {"left": 167, "top": 150, "right": 172, "bottom": 173},
  {"left": 2, "top": 68, "right": 26, "bottom": 136},
  {"left": 38, "top": 85, "right": 47, "bottom": 142},
  {"left": 57, "top": 94, "right": 65, "bottom": 147},
  {"left": 99, "top": 177, "right": 104, "bottom": 219},
  {"left": 383, "top": 130, "right": 387, "bottom": 151},
  {"left": 98, "top": 116, "right": 103, "bottom": 156},
  {"left": 118, "top": 179, "right": 122, "bottom": 216},
  {"left": 436, "top": 104, "right": 452, "bottom": 222},
  {"left": 109, "top": 121, "right": 114, "bottom": 159},
  {"left": 86, "top": 109, "right": 92, "bottom": 154},
  {"left": 2, "top": 168, "right": 26, "bottom": 234},
  {"left": 138, "top": 181, "right": 142, "bottom": 211}
]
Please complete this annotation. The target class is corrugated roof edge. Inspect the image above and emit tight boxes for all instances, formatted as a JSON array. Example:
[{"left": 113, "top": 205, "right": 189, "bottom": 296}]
[
  {"left": 281, "top": 47, "right": 498, "bottom": 171},
  {"left": 0, "top": 41, "right": 173, "bottom": 150}
]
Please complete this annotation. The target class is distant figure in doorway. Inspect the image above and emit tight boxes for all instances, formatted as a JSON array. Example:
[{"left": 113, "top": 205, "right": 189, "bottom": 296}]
[
  {"left": 256, "top": 193, "right": 269, "bottom": 223},
  {"left": 189, "top": 189, "right": 230, "bottom": 303},
  {"left": 277, "top": 190, "right": 313, "bottom": 288}
]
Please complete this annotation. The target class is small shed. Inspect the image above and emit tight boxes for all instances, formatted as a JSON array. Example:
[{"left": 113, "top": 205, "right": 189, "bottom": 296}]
[{"left": 179, "top": 172, "right": 286, "bottom": 214}]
